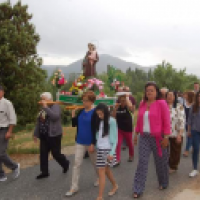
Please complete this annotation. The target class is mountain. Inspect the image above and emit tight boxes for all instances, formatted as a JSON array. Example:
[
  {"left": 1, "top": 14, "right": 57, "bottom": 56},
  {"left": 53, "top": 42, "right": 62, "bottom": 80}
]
[{"left": 42, "top": 54, "right": 154, "bottom": 78}]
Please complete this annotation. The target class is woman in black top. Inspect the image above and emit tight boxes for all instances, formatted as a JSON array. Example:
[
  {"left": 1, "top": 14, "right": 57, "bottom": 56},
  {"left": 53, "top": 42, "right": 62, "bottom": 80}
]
[{"left": 113, "top": 94, "right": 134, "bottom": 164}]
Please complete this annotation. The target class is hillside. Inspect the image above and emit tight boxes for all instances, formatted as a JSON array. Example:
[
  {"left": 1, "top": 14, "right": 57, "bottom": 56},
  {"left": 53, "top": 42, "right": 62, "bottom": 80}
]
[{"left": 42, "top": 54, "right": 154, "bottom": 78}]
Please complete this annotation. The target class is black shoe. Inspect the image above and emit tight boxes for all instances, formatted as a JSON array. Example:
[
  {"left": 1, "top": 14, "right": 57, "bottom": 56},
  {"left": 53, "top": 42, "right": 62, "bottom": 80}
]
[
  {"left": 36, "top": 173, "right": 49, "bottom": 179},
  {"left": 63, "top": 160, "right": 70, "bottom": 174},
  {"left": 84, "top": 152, "right": 89, "bottom": 159}
]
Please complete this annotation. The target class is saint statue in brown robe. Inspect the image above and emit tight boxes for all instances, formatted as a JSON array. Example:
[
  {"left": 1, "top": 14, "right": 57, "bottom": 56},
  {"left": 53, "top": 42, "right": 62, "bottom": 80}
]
[{"left": 82, "top": 43, "right": 99, "bottom": 77}]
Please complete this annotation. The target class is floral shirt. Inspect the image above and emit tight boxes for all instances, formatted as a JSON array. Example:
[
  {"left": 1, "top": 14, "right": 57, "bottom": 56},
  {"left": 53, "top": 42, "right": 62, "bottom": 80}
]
[{"left": 169, "top": 103, "right": 186, "bottom": 137}]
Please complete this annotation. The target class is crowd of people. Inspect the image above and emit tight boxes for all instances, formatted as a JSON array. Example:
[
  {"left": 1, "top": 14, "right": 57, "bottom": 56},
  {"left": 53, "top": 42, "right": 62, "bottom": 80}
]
[{"left": 0, "top": 81, "right": 200, "bottom": 199}]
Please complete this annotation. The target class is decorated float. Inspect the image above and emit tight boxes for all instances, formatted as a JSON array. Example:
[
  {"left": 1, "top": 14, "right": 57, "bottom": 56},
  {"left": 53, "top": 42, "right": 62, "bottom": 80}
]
[{"left": 39, "top": 68, "right": 117, "bottom": 109}]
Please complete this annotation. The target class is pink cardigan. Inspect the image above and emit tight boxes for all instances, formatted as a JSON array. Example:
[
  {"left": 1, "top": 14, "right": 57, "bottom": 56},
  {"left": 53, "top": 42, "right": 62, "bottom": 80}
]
[{"left": 135, "top": 100, "right": 171, "bottom": 156}]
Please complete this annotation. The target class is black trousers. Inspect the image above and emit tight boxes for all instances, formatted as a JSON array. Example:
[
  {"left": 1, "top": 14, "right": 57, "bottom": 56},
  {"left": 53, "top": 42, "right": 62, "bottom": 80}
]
[{"left": 40, "top": 135, "right": 69, "bottom": 174}]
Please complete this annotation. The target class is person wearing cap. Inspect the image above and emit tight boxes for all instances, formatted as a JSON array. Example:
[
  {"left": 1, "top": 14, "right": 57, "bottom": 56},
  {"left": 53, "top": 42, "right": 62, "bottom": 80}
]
[
  {"left": 0, "top": 86, "right": 20, "bottom": 182},
  {"left": 33, "top": 92, "right": 70, "bottom": 179}
]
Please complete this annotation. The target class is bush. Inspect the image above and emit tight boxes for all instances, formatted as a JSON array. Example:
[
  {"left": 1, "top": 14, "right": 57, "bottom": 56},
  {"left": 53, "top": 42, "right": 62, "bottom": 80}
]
[{"left": 26, "top": 123, "right": 35, "bottom": 131}]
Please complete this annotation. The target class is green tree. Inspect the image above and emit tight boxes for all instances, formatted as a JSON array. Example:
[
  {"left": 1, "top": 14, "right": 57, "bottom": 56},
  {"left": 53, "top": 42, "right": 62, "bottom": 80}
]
[{"left": 0, "top": 1, "right": 47, "bottom": 125}]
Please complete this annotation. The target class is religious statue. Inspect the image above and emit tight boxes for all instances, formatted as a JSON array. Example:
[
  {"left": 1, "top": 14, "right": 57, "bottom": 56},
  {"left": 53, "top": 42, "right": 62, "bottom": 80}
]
[{"left": 82, "top": 43, "right": 99, "bottom": 77}]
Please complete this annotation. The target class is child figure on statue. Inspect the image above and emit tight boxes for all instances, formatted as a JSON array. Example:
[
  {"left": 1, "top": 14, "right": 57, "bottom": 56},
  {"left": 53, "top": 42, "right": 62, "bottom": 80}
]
[{"left": 88, "top": 44, "right": 97, "bottom": 68}]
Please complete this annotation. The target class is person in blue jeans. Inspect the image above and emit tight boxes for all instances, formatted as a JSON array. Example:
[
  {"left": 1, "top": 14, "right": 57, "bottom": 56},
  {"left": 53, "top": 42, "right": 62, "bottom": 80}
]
[
  {"left": 183, "top": 91, "right": 195, "bottom": 157},
  {"left": 188, "top": 91, "right": 200, "bottom": 177}
]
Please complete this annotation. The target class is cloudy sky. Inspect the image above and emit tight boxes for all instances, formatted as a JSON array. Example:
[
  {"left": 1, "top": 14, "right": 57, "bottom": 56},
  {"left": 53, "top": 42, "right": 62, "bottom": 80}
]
[{"left": 5, "top": 0, "right": 200, "bottom": 75}]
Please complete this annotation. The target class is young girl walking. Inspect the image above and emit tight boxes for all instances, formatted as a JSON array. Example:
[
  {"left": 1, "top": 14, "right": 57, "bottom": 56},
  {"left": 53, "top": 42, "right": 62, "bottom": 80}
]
[{"left": 95, "top": 103, "right": 119, "bottom": 200}]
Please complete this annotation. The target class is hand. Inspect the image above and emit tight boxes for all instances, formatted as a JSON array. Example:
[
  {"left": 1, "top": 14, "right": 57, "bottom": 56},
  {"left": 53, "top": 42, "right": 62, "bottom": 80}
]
[
  {"left": 176, "top": 135, "right": 182, "bottom": 144},
  {"left": 5, "top": 131, "right": 12, "bottom": 140},
  {"left": 88, "top": 144, "right": 94, "bottom": 153},
  {"left": 161, "top": 138, "right": 169, "bottom": 148},
  {"left": 33, "top": 136, "right": 38, "bottom": 144},
  {"left": 115, "top": 103, "right": 120, "bottom": 110},
  {"left": 133, "top": 134, "right": 138, "bottom": 145},
  {"left": 188, "top": 132, "right": 192, "bottom": 137},
  {"left": 41, "top": 100, "right": 47, "bottom": 108},
  {"left": 72, "top": 107, "right": 79, "bottom": 118},
  {"left": 107, "top": 155, "right": 114, "bottom": 161},
  {"left": 126, "top": 93, "right": 129, "bottom": 97}
]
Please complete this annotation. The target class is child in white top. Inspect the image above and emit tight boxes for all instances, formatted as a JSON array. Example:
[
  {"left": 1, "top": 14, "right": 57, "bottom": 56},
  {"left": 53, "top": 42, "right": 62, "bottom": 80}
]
[{"left": 95, "top": 103, "right": 118, "bottom": 200}]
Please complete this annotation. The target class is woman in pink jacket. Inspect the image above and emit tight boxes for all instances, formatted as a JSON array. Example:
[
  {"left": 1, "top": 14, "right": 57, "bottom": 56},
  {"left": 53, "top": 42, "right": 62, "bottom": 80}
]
[{"left": 133, "top": 82, "right": 171, "bottom": 198}]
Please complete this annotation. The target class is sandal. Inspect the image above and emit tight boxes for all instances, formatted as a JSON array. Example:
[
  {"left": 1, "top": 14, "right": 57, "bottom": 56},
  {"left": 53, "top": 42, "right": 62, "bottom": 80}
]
[
  {"left": 128, "top": 157, "right": 134, "bottom": 162},
  {"left": 96, "top": 197, "right": 104, "bottom": 200},
  {"left": 108, "top": 184, "right": 119, "bottom": 196},
  {"left": 159, "top": 186, "right": 168, "bottom": 190},
  {"left": 133, "top": 193, "right": 142, "bottom": 198}
]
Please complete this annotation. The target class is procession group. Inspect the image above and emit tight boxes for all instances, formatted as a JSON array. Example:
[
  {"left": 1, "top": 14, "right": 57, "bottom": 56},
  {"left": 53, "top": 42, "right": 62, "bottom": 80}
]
[{"left": 0, "top": 81, "right": 200, "bottom": 200}]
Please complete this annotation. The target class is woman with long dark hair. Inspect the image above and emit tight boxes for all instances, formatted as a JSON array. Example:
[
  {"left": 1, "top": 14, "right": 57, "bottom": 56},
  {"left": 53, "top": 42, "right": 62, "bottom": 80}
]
[
  {"left": 188, "top": 91, "right": 200, "bottom": 177},
  {"left": 95, "top": 103, "right": 118, "bottom": 200},
  {"left": 166, "top": 91, "right": 185, "bottom": 173},
  {"left": 133, "top": 82, "right": 171, "bottom": 198}
]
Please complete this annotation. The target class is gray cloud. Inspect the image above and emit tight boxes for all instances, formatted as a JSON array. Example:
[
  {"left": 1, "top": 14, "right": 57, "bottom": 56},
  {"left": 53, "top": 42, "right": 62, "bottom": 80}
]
[{"left": 3, "top": 0, "right": 200, "bottom": 75}]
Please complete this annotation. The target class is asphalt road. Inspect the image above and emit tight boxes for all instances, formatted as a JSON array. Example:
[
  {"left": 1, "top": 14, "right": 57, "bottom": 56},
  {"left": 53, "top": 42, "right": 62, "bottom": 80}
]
[{"left": 0, "top": 145, "right": 196, "bottom": 200}]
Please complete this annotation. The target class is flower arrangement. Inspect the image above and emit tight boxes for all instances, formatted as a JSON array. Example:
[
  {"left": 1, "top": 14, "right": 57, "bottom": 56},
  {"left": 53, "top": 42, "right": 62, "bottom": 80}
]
[
  {"left": 69, "top": 75, "right": 88, "bottom": 95},
  {"left": 87, "top": 78, "right": 104, "bottom": 91},
  {"left": 111, "top": 79, "right": 121, "bottom": 91},
  {"left": 51, "top": 69, "right": 67, "bottom": 89}
]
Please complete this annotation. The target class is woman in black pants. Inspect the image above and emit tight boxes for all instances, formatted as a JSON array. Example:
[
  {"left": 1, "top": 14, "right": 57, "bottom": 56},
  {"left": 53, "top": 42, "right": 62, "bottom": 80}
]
[{"left": 33, "top": 92, "right": 70, "bottom": 179}]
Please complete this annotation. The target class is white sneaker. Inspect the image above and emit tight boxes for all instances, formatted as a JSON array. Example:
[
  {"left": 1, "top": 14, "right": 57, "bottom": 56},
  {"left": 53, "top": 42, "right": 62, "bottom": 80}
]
[
  {"left": 12, "top": 163, "right": 20, "bottom": 179},
  {"left": 189, "top": 170, "right": 199, "bottom": 178},
  {"left": 0, "top": 175, "right": 7, "bottom": 182},
  {"left": 65, "top": 189, "right": 78, "bottom": 197}
]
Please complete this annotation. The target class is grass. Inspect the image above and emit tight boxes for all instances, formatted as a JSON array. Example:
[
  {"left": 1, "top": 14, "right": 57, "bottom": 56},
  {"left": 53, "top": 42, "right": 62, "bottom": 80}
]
[
  {"left": 8, "top": 111, "right": 138, "bottom": 155},
  {"left": 8, "top": 127, "right": 76, "bottom": 154}
]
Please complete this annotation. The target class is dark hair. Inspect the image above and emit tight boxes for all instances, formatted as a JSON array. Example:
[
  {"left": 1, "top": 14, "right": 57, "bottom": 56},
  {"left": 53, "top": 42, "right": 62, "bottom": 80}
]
[
  {"left": 82, "top": 91, "right": 96, "bottom": 103},
  {"left": 193, "top": 91, "right": 200, "bottom": 113},
  {"left": 194, "top": 82, "right": 199, "bottom": 85},
  {"left": 95, "top": 103, "right": 110, "bottom": 137},
  {"left": 0, "top": 85, "right": 4, "bottom": 91},
  {"left": 144, "top": 82, "right": 161, "bottom": 101},
  {"left": 118, "top": 95, "right": 126, "bottom": 102},
  {"left": 166, "top": 91, "right": 178, "bottom": 108}
]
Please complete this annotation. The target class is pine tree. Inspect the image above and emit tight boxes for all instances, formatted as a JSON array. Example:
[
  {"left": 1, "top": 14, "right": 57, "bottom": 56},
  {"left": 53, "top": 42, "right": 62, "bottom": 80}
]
[{"left": 0, "top": 1, "right": 47, "bottom": 125}]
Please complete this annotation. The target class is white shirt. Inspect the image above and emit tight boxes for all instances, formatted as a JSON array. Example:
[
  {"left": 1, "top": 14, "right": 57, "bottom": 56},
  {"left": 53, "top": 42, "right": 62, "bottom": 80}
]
[
  {"left": 97, "top": 121, "right": 111, "bottom": 149},
  {"left": 143, "top": 111, "right": 150, "bottom": 133},
  {"left": 0, "top": 97, "right": 17, "bottom": 127}
]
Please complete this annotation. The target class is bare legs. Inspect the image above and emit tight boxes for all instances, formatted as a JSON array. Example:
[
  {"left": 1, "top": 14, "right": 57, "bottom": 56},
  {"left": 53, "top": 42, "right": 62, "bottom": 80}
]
[{"left": 97, "top": 166, "right": 118, "bottom": 200}]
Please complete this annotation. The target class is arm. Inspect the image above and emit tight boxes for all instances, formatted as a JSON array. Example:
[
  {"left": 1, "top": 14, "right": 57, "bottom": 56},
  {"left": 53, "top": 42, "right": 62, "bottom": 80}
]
[
  {"left": 126, "top": 96, "right": 133, "bottom": 112},
  {"left": 187, "top": 107, "right": 193, "bottom": 134},
  {"left": 177, "top": 105, "right": 186, "bottom": 136},
  {"left": 33, "top": 119, "right": 40, "bottom": 138},
  {"left": 91, "top": 111, "right": 98, "bottom": 145},
  {"left": 43, "top": 105, "right": 61, "bottom": 121},
  {"left": 109, "top": 119, "right": 118, "bottom": 156},
  {"left": 72, "top": 109, "right": 83, "bottom": 127},
  {"left": 160, "top": 101, "right": 171, "bottom": 136},
  {"left": 5, "top": 102, "right": 17, "bottom": 139},
  {"left": 135, "top": 101, "right": 143, "bottom": 134}
]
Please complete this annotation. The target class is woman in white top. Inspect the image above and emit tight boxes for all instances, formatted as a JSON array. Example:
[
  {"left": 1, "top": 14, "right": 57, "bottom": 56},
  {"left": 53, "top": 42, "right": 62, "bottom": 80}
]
[
  {"left": 166, "top": 91, "right": 185, "bottom": 173},
  {"left": 95, "top": 103, "right": 118, "bottom": 200}
]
